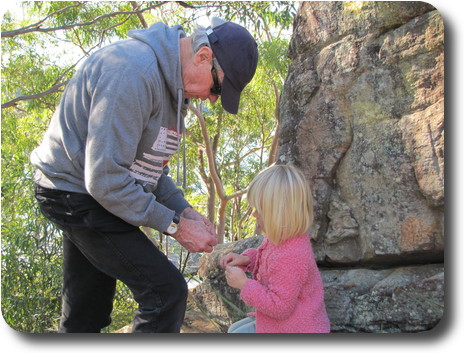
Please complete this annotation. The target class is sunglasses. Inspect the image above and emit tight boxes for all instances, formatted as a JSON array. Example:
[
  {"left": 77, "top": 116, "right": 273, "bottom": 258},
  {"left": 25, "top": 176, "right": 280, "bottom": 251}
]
[{"left": 211, "top": 61, "right": 222, "bottom": 96}]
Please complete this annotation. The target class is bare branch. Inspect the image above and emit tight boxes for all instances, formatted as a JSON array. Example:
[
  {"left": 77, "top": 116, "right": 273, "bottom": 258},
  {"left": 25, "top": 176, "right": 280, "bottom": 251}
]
[
  {"left": 227, "top": 188, "right": 248, "bottom": 201},
  {"left": 175, "top": 1, "right": 208, "bottom": 9},
  {"left": 2, "top": 80, "right": 69, "bottom": 109},
  {"left": 269, "top": 81, "right": 280, "bottom": 165},
  {"left": 1, "top": 3, "right": 168, "bottom": 38},
  {"left": 18, "top": 2, "right": 84, "bottom": 33},
  {"left": 189, "top": 103, "right": 227, "bottom": 200},
  {"left": 222, "top": 144, "right": 272, "bottom": 169},
  {"left": 175, "top": 1, "right": 197, "bottom": 9},
  {"left": 130, "top": 1, "right": 148, "bottom": 29},
  {"left": 189, "top": 103, "right": 249, "bottom": 205}
]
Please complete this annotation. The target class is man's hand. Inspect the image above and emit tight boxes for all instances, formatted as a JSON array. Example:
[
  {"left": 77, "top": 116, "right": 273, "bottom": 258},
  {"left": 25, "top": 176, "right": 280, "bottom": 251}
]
[
  {"left": 172, "top": 208, "right": 217, "bottom": 253},
  {"left": 181, "top": 207, "right": 216, "bottom": 235}
]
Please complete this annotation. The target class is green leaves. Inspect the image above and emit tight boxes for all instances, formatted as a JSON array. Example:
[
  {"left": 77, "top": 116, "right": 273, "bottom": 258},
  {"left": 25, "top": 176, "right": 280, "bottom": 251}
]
[{"left": 1, "top": 1, "right": 296, "bottom": 332}]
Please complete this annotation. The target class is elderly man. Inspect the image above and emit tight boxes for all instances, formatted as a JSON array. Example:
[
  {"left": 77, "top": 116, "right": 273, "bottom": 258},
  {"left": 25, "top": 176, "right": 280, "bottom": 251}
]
[{"left": 31, "top": 17, "right": 258, "bottom": 333}]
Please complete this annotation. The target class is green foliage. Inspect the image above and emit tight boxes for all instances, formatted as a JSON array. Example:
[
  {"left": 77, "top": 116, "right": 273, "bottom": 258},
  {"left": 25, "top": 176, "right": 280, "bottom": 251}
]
[
  {"left": 1, "top": 106, "right": 63, "bottom": 332},
  {"left": 1, "top": 1, "right": 295, "bottom": 333}
]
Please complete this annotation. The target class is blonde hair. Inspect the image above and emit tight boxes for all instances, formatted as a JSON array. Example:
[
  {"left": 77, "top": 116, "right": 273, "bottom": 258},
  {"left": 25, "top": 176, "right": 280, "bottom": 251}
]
[{"left": 247, "top": 164, "right": 314, "bottom": 244}]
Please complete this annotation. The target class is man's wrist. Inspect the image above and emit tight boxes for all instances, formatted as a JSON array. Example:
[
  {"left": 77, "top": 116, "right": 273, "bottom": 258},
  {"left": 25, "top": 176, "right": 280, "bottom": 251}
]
[
  {"left": 163, "top": 213, "right": 180, "bottom": 235},
  {"left": 180, "top": 206, "right": 193, "bottom": 217}
]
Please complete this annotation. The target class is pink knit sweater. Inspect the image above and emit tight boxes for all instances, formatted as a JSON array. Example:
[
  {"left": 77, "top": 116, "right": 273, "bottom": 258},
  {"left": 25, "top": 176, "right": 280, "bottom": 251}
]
[{"left": 239, "top": 234, "right": 330, "bottom": 333}]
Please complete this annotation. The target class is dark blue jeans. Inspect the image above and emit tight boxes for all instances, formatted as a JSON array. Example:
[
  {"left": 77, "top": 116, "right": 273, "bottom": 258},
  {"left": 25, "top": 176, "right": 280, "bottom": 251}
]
[{"left": 34, "top": 184, "right": 188, "bottom": 333}]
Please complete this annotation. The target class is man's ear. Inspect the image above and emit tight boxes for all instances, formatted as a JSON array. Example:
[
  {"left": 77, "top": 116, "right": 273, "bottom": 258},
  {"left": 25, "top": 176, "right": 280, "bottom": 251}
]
[{"left": 194, "top": 46, "right": 213, "bottom": 65}]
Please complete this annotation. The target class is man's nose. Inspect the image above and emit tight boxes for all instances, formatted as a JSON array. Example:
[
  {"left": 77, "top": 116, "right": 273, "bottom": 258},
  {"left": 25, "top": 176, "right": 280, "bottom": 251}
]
[{"left": 208, "top": 94, "right": 219, "bottom": 103}]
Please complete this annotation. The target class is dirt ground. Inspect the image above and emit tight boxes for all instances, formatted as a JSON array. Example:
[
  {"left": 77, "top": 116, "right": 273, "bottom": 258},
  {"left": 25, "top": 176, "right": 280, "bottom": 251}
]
[{"left": 113, "top": 293, "right": 222, "bottom": 334}]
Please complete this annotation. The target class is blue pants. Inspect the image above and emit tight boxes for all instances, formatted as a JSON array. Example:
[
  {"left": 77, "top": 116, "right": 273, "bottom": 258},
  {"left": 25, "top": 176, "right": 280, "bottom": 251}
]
[
  {"left": 228, "top": 317, "right": 256, "bottom": 333},
  {"left": 34, "top": 185, "right": 188, "bottom": 333}
]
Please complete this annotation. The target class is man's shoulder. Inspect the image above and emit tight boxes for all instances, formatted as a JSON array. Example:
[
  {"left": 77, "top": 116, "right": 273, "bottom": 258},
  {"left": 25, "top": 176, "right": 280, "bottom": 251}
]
[{"left": 88, "top": 39, "right": 159, "bottom": 77}]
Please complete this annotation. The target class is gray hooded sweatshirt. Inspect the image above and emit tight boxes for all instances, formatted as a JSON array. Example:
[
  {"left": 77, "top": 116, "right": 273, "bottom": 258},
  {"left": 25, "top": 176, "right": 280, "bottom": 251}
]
[{"left": 30, "top": 23, "right": 191, "bottom": 232}]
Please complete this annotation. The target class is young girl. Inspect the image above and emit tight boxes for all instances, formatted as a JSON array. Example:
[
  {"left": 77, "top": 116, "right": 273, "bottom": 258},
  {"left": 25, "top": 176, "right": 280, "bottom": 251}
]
[{"left": 220, "top": 164, "right": 330, "bottom": 333}]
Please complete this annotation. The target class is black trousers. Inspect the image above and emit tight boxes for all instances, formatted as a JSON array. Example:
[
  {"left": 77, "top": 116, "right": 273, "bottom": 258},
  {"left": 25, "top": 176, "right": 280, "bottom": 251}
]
[{"left": 34, "top": 184, "right": 188, "bottom": 333}]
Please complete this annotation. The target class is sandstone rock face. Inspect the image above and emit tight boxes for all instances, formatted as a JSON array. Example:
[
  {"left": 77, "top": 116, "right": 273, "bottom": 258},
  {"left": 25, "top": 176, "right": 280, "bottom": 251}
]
[
  {"left": 193, "top": 1, "right": 445, "bottom": 333},
  {"left": 321, "top": 263, "right": 444, "bottom": 332},
  {"left": 278, "top": 1, "right": 444, "bottom": 265}
]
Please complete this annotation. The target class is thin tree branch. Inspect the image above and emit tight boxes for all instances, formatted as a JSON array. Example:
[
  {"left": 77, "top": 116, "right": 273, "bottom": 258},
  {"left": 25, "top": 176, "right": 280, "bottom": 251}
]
[
  {"left": 2, "top": 8, "right": 139, "bottom": 111},
  {"left": 227, "top": 188, "right": 248, "bottom": 200},
  {"left": 222, "top": 144, "right": 272, "bottom": 169},
  {"left": 189, "top": 103, "right": 249, "bottom": 204},
  {"left": 2, "top": 3, "right": 168, "bottom": 38},
  {"left": 189, "top": 103, "right": 227, "bottom": 200},
  {"left": 2, "top": 80, "right": 69, "bottom": 109},
  {"left": 130, "top": 1, "right": 148, "bottom": 29},
  {"left": 18, "top": 2, "right": 84, "bottom": 33}
]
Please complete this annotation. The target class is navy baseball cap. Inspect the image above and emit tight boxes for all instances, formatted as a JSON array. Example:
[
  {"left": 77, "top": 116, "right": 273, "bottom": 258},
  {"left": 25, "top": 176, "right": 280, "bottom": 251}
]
[{"left": 207, "top": 22, "right": 258, "bottom": 114}]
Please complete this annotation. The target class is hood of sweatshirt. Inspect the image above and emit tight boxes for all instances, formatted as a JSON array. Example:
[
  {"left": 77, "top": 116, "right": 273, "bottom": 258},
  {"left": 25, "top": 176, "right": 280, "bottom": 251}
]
[{"left": 128, "top": 23, "right": 186, "bottom": 105}]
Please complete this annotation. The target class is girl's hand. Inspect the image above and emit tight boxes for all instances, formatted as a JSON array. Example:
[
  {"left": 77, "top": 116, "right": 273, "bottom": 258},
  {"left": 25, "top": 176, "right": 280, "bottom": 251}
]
[
  {"left": 219, "top": 253, "right": 250, "bottom": 269},
  {"left": 225, "top": 266, "right": 248, "bottom": 290}
]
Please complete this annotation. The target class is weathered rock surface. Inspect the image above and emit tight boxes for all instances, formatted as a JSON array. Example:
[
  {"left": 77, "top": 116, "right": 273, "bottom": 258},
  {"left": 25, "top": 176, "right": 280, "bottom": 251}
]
[
  {"left": 278, "top": 1, "right": 444, "bottom": 265},
  {"left": 321, "top": 263, "right": 444, "bottom": 332},
  {"left": 193, "top": 1, "right": 445, "bottom": 333}
]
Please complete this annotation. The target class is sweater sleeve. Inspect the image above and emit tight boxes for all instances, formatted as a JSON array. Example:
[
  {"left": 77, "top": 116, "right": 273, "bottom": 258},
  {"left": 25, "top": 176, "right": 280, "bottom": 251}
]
[
  {"left": 153, "top": 167, "right": 191, "bottom": 214},
  {"left": 84, "top": 68, "right": 180, "bottom": 232},
  {"left": 240, "top": 248, "right": 309, "bottom": 320},
  {"left": 241, "top": 248, "right": 258, "bottom": 272}
]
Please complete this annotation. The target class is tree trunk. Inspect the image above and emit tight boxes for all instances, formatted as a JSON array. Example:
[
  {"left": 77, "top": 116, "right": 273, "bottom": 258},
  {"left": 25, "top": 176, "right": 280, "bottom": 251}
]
[
  {"left": 217, "top": 199, "right": 228, "bottom": 244},
  {"left": 206, "top": 178, "right": 216, "bottom": 224}
]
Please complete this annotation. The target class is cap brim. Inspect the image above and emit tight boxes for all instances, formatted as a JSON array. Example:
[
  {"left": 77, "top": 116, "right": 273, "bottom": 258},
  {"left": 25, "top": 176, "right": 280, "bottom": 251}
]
[{"left": 221, "top": 76, "right": 240, "bottom": 114}]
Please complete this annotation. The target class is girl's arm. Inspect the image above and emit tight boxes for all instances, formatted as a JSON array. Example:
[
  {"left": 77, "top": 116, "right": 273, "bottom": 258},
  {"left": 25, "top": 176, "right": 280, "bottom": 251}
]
[
  {"left": 241, "top": 248, "right": 258, "bottom": 272},
  {"left": 240, "top": 250, "right": 310, "bottom": 319}
]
